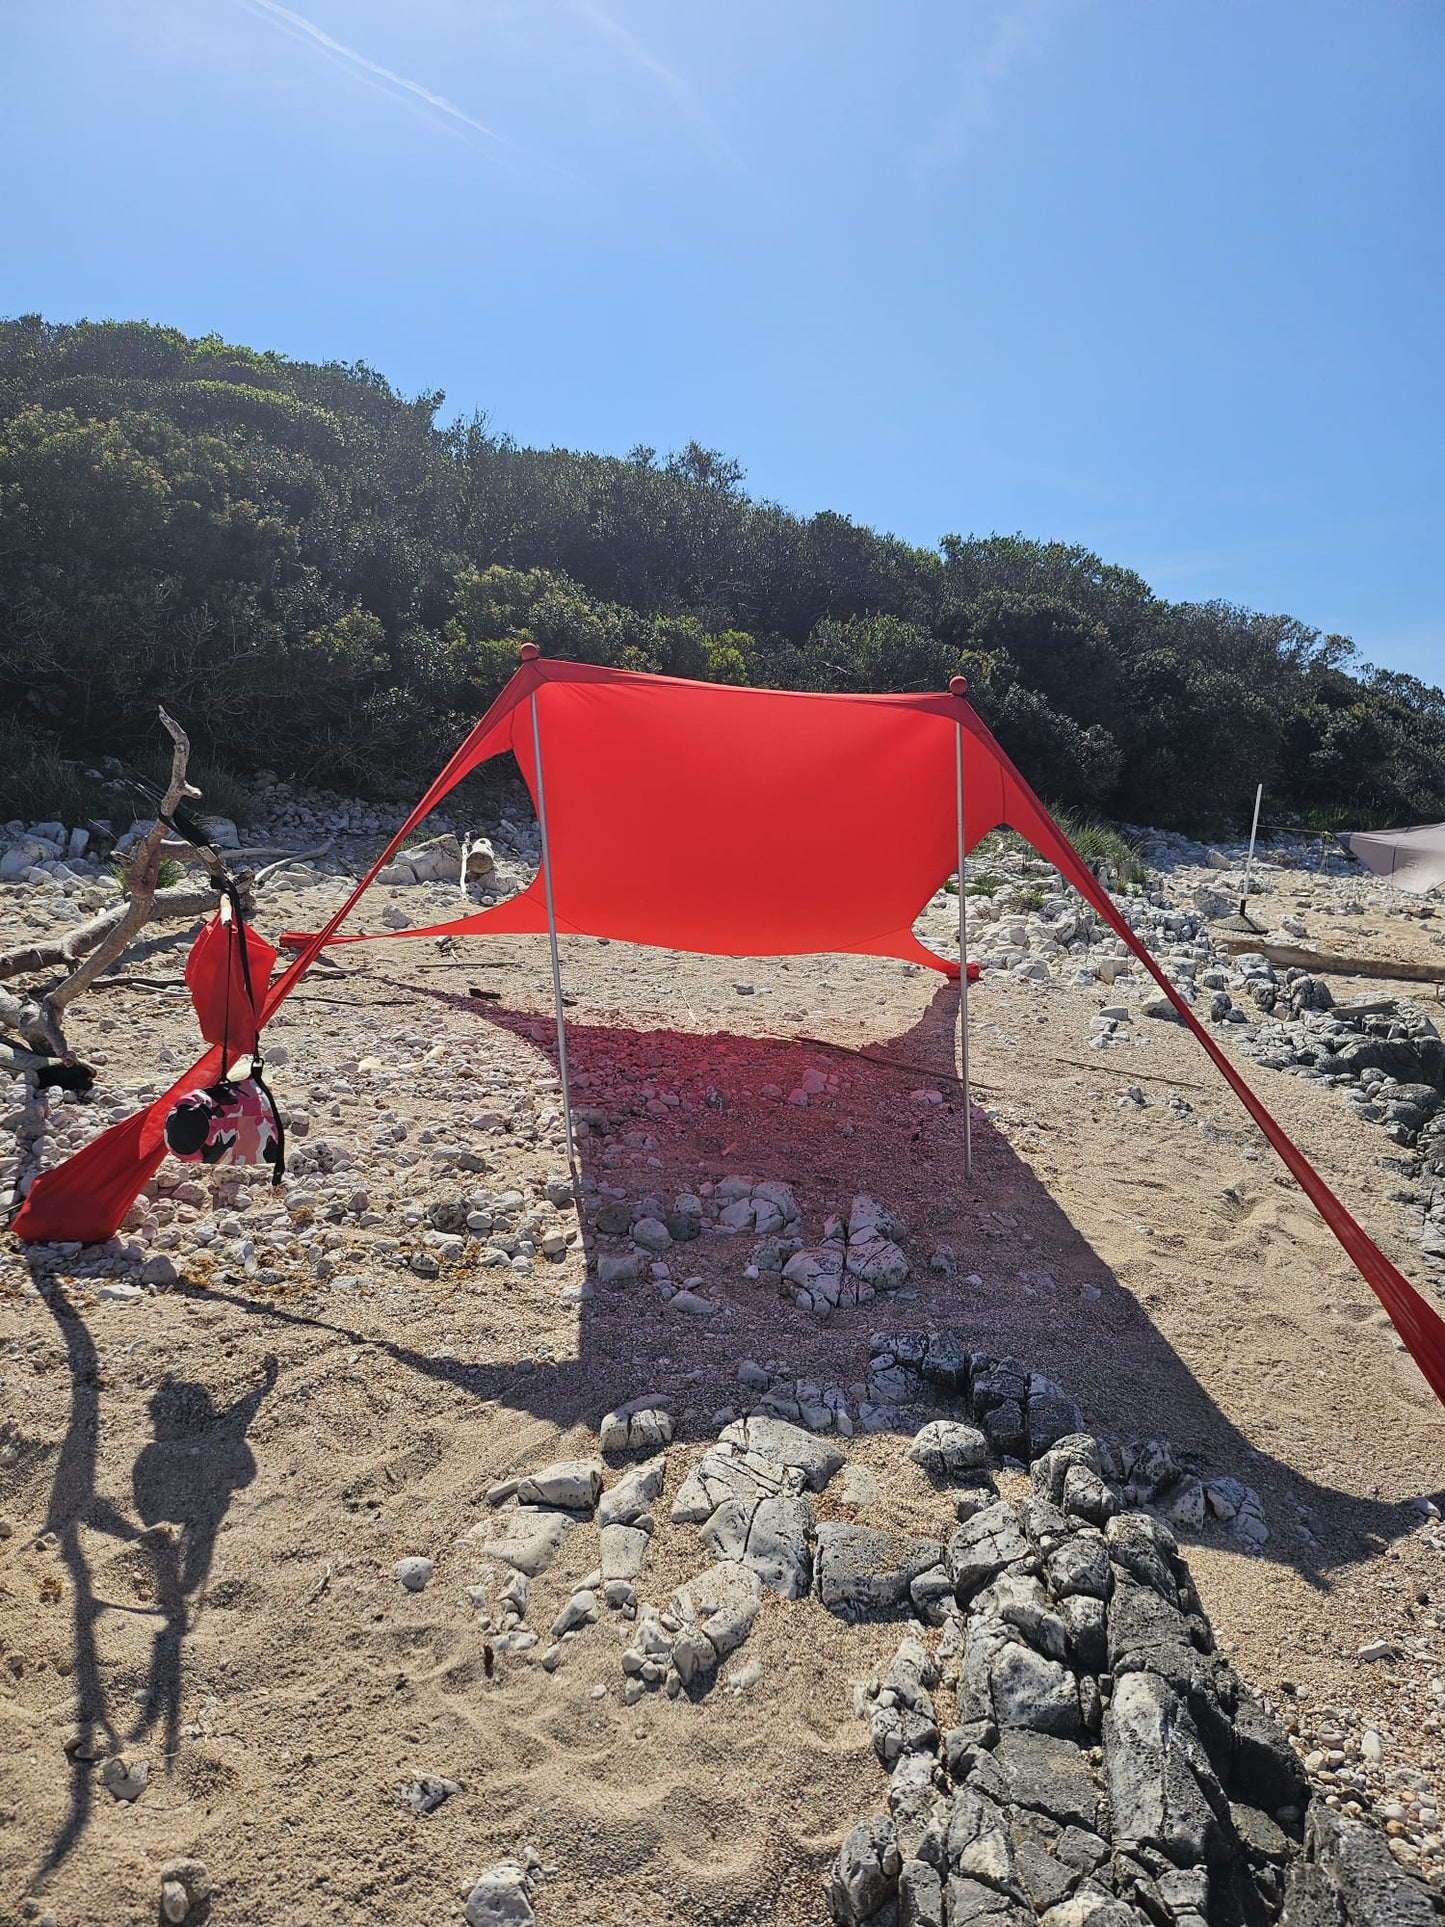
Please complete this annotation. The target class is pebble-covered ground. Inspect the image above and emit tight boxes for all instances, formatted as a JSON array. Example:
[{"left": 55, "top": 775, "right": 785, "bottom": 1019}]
[{"left": 1, "top": 785, "right": 1444, "bottom": 1925}]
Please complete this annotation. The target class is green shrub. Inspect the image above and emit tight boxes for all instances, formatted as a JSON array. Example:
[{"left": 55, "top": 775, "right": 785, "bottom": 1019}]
[
  {"left": 1055, "top": 811, "right": 1147, "bottom": 888},
  {"left": 0, "top": 715, "right": 249, "bottom": 834},
  {"left": 0, "top": 718, "right": 113, "bottom": 824},
  {"left": 4, "top": 316, "right": 1445, "bottom": 833}
]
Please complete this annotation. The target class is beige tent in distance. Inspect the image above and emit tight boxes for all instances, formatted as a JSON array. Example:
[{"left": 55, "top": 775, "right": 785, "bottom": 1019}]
[{"left": 1345, "top": 821, "right": 1445, "bottom": 895}]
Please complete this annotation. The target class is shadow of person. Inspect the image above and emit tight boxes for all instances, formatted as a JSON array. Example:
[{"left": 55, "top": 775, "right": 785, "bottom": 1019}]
[
  {"left": 125, "top": 1355, "right": 277, "bottom": 1754},
  {"left": 30, "top": 1265, "right": 118, "bottom": 1880},
  {"left": 26, "top": 1265, "right": 275, "bottom": 1891}
]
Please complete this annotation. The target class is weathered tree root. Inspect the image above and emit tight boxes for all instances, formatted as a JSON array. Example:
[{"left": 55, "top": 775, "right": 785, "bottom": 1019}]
[{"left": 0, "top": 706, "right": 247, "bottom": 1062}]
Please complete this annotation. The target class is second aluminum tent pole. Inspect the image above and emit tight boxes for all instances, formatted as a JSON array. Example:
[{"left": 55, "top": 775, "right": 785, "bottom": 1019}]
[
  {"left": 955, "top": 720, "right": 972, "bottom": 1179},
  {"left": 530, "top": 691, "right": 577, "bottom": 1179}
]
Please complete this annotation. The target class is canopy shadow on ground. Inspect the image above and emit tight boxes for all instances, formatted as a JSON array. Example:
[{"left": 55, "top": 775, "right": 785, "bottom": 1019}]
[
  {"left": 24, "top": 975, "right": 1432, "bottom": 1884},
  {"left": 445, "top": 984, "right": 1429, "bottom": 1581}
]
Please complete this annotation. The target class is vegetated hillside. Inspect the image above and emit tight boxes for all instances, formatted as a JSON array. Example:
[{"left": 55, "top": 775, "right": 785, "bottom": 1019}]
[{"left": 2, "top": 313, "right": 1442, "bottom": 832}]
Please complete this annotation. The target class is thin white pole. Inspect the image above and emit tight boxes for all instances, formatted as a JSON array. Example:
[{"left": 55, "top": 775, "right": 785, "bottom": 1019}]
[
  {"left": 530, "top": 693, "right": 576, "bottom": 1177},
  {"left": 955, "top": 722, "right": 973, "bottom": 1179},
  {"left": 1240, "top": 782, "right": 1264, "bottom": 916}
]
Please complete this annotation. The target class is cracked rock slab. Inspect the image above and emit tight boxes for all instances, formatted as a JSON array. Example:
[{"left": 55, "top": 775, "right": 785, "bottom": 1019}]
[
  {"left": 670, "top": 1445, "right": 800, "bottom": 1524},
  {"left": 947, "top": 1501, "right": 1037, "bottom": 1600},
  {"left": 598, "top": 1453, "right": 667, "bottom": 1527},
  {"left": 599, "top": 1523, "right": 650, "bottom": 1582},
  {"left": 996, "top": 1731, "right": 1100, "bottom": 1833},
  {"left": 700, "top": 1492, "right": 814, "bottom": 1598},
  {"left": 719, "top": 1415, "right": 845, "bottom": 1490},
  {"left": 599, "top": 1405, "right": 674, "bottom": 1453}
]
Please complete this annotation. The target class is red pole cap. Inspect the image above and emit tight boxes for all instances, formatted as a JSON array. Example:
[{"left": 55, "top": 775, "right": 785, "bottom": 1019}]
[
  {"left": 518, "top": 641, "right": 540, "bottom": 662},
  {"left": 949, "top": 674, "right": 969, "bottom": 697}
]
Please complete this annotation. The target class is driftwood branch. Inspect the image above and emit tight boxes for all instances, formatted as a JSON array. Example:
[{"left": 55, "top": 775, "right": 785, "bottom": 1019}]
[
  {"left": 0, "top": 986, "right": 56, "bottom": 1056},
  {"left": 253, "top": 841, "right": 334, "bottom": 887},
  {"left": 1215, "top": 935, "right": 1445, "bottom": 986},
  {"left": 39, "top": 711, "right": 203, "bottom": 1050},
  {"left": 0, "top": 708, "right": 255, "bottom": 1061},
  {"left": 0, "top": 875, "right": 254, "bottom": 986},
  {"left": 157, "top": 841, "right": 326, "bottom": 866},
  {"left": 0, "top": 1041, "right": 94, "bottom": 1090},
  {"left": 0, "top": 900, "right": 134, "bottom": 982}
]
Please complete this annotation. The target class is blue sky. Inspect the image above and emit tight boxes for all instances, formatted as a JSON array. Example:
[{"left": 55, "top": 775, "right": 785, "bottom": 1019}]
[{"left": 4, "top": 0, "right": 1442, "bottom": 681}]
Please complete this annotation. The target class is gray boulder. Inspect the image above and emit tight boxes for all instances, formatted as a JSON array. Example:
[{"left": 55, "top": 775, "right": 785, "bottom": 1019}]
[
  {"left": 943, "top": 1872, "right": 1033, "bottom": 1923},
  {"left": 464, "top": 1862, "right": 534, "bottom": 1926},
  {"left": 996, "top": 1730, "right": 1100, "bottom": 1833},
  {"left": 898, "top": 1858, "right": 944, "bottom": 1927},
  {"left": 909, "top": 1420, "right": 991, "bottom": 1481},
  {"left": 515, "top": 1459, "right": 604, "bottom": 1509},
  {"left": 814, "top": 1522, "right": 945, "bottom": 1614},
  {"left": 1008, "top": 1817, "right": 1082, "bottom": 1916},
  {"left": 1104, "top": 1670, "right": 1225, "bottom": 1866},
  {"left": 1061, "top": 1464, "right": 1118, "bottom": 1526},
  {"left": 599, "top": 1404, "right": 674, "bottom": 1453},
  {"left": 1058, "top": 1594, "right": 1107, "bottom": 1675},
  {"left": 1282, "top": 1801, "right": 1437, "bottom": 1926},
  {"left": 989, "top": 1641, "right": 1081, "bottom": 1738},
  {"left": 672, "top": 1558, "right": 762, "bottom": 1662},
  {"left": 1105, "top": 1512, "right": 1183, "bottom": 1605},
  {"left": 971, "top": 1570, "right": 1070, "bottom": 1663},
  {"left": 1046, "top": 1532, "right": 1112, "bottom": 1602},
  {"left": 947, "top": 1502, "right": 1037, "bottom": 1601},
  {"left": 474, "top": 1507, "right": 575, "bottom": 1576},
  {"left": 719, "top": 1415, "right": 845, "bottom": 1489},
  {"left": 831, "top": 1814, "right": 902, "bottom": 1925},
  {"left": 700, "top": 1492, "right": 815, "bottom": 1599},
  {"left": 598, "top": 1453, "right": 667, "bottom": 1527},
  {"left": 888, "top": 1749, "right": 945, "bottom": 1861},
  {"left": 943, "top": 1785, "right": 1022, "bottom": 1896},
  {"left": 670, "top": 1445, "right": 799, "bottom": 1524},
  {"left": 599, "top": 1523, "right": 650, "bottom": 1582},
  {"left": 1039, "top": 1894, "right": 1152, "bottom": 1926}
]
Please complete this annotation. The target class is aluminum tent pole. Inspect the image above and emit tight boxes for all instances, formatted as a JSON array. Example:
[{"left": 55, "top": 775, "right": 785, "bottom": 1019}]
[
  {"left": 1240, "top": 782, "right": 1263, "bottom": 918},
  {"left": 530, "top": 691, "right": 577, "bottom": 1177},
  {"left": 955, "top": 716, "right": 973, "bottom": 1179}
]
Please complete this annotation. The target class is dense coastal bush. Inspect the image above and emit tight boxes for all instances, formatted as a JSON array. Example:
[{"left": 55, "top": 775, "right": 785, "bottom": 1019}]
[{"left": 2, "top": 315, "right": 1440, "bottom": 830}]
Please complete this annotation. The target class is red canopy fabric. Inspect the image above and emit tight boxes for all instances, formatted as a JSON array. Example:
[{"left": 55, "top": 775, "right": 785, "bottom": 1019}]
[
  {"left": 185, "top": 910, "right": 277, "bottom": 1061},
  {"left": 15, "top": 657, "right": 1445, "bottom": 1410},
  {"left": 281, "top": 660, "right": 1008, "bottom": 972}
]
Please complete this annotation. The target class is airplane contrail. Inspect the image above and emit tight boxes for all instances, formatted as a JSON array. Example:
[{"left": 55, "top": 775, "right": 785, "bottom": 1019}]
[{"left": 235, "top": 0, "right": 508, "bottom": 146}]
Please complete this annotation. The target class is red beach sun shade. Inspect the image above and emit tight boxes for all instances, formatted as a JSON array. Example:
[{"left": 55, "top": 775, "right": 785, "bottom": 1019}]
[{"left": 15, "top": 659, "right": 1445, "bottom": 1412}]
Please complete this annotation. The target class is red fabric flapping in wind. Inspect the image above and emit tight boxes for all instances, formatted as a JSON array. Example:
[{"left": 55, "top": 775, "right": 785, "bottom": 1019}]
[
  {"left": 14, "top": 659, "right": 1445, "bottom": 1415},
  {"left": 185, "top": 913, "right": 277, "bottom": 1060}
]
